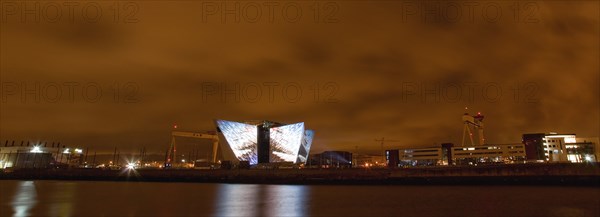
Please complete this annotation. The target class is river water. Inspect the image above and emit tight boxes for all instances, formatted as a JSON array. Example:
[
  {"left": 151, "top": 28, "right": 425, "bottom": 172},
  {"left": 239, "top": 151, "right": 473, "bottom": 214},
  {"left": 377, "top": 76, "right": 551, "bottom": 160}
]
[{"left": 0, "top": 180, "right": 598, "bottom": 217}]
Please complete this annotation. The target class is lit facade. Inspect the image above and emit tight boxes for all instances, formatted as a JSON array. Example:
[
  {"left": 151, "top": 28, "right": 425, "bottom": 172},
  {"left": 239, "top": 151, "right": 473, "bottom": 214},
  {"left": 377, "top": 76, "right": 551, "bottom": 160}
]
[
  {"left": 387, "top": 143, "right": 526, "bottom": 166},
  {"left": 523, "top": 133, "right": 597, "bottom": 163},
  {"left": 451, "top": 144, "right": 526, "bottom": 165},
  {"left": 399, "top": 147, "right": 443, "bottom": 166},
  {"left": 215, "top": 120, "right": 313, "bottom": 165},
  {"left": 542, "top": 134, "right": 574, "bottom": 162},
  {"left": 566, "top": 138, "right": 598, "bottom": 163},
  {"left": 0, "top": 141, "right": 83, "bottom": 169}
]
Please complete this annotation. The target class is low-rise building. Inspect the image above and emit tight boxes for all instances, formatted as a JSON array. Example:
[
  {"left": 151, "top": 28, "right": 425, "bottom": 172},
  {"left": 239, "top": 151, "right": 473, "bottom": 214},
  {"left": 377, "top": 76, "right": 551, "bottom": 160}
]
[
  {"left": 566, "top": 137, "right": 598, "bottom": 163},
  {"left": 399, "top": 147, "right": 442, "bottom": 166},
  {"left": 451, "top": 143, "right": 526, "bottom": 165},
  {"left": 0, "top": 140, "right": 83, "bottom": 169},
  {"left": 386, "top": 143, "right": 526, "bottom": 166},
  {"left": 522, "top": 133, "right": 598, "bottom": 163}
]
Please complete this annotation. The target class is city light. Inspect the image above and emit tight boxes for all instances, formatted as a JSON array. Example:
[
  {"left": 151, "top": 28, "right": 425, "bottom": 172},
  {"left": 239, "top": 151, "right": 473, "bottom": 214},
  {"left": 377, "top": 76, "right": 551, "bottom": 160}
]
[
  {"left": 75, "top": 149, "right": 83, "bottom": 153},
  {"left": 30, "top": 146, "right": 42, "bottom": 153},
  {"left": 63, "top": 148, "right": 70, "bottom": 154},
  {"left": 127, "top": 163, "right": 135, "bottom": 169}
]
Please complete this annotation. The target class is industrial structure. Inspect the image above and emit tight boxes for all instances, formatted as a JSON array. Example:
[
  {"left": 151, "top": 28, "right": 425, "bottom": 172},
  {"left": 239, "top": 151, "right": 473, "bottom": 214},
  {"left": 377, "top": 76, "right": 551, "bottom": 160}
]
[
  {"left": 462, "top": 111, "right": 485, "bottom": 146},
  {"left": 164, "top": 130, "right": 219, "bottom": 168},
  {"left": 384, "top": 111, "right": 597, "bottom": 167},
  {"left": 0, "top": 140, "right": 84, "bottom": 169},
  {"left": 215, "top": 120, "right": 314, "bottom": 165}
]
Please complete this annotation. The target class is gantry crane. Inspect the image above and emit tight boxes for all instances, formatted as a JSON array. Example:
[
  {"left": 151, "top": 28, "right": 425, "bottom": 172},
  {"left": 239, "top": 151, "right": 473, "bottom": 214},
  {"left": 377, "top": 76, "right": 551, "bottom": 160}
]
[
  {"left": 461, "top": 111, "right": 485, "bottom": 146},
  {"left": 165, "top": 130, "right": 219, "bottom": 168}
]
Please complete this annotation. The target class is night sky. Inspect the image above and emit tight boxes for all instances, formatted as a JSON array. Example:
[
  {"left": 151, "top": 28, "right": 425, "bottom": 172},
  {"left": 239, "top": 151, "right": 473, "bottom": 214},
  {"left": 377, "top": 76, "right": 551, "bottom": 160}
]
[{"left": 1, "top": 1, "right": 598, "bottom": 154}]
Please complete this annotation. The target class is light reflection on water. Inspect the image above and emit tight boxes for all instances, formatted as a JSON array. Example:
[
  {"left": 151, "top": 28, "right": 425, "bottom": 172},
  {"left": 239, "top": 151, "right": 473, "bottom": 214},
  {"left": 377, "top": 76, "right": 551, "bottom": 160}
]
[
  {"left": 47, "top": 182, "right": 75, "bottom": 217},
  {"left": 1, "top": 180, "right": 598, "bottom": 217},
  {"left": 214, "top": 184, "right": 307, "bottom": 217},
  {"left": 11, "top": 181, "right": 37, "bottom": 217}
]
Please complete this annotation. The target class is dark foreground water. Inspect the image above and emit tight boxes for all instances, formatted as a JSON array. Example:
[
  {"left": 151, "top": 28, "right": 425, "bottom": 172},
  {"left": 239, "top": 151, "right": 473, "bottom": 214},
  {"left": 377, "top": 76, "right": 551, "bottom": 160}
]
[{"left": 0, "top": 180, "right": 598, "bottom": 217}]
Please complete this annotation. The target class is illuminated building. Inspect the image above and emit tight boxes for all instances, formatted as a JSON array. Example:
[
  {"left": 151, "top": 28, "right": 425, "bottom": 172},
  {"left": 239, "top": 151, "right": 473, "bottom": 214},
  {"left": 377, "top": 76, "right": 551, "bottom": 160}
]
[
  {"left": 388, "top": 143, "right": 526, "bottom": 166},
  {"left": 522, "top": 133, "right": 597, "bottom": 162},
  {"left": 215, "top": 120, "right": 314, "bottom": 165},
  {"left": 542, "top": 133, "right": 574, "bottom": 162},
  {"left": 566, "top": 137, "right": 598, "bottom": 163},
  {"left": 399, "top": 147, "right": 443, "bottom": 166},
  {"left": 450, "top": 144, "right": 526, "bottom": 165},
  {"left": 523, "top": 133, "right": 546, "bottom": 161},
  {"left": 0, "top": 140, "right": 84, "bottom": 169},
  {"left": 385, "top": 149, "right": 399, "bottom": 168}
]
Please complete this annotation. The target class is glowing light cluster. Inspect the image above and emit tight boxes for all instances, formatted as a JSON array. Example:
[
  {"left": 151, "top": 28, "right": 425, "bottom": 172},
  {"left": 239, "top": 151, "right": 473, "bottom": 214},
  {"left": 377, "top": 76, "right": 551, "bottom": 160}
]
[{"left": 30, "top": 146, "right": 42, "bottom": 153}]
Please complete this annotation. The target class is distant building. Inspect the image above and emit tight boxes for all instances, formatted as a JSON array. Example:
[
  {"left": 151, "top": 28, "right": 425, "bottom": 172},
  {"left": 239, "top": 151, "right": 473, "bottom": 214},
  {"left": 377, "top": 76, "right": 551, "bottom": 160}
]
[
  {"left": 523, "top": 133, "right": 546, "bottom": 161},
  {"left": 308, "top": 151, "right": 352, "bottom": 168},
  {"left": 451, "top": 144, "right": 526, "bottom": 165},
  {"left": 566, "top": 138, "right": 598, "bottom": 163},
  {"left": 522, "top": 133, "right": 597, "bottom": 163},
  {"left": 0, "top": 140, "right": 83, "bottom": 169},
  {"left": 387, "top": 143, "right": 526, "bottom": 166},
  {"left": 399, "top": 147, "right": 442, "bottom": 166},
  {"left": 385, "top": 149, "right": 399, "bottom": 168},
  {"left": 441, "top": 143, "right": 454, "bottom": 165}
]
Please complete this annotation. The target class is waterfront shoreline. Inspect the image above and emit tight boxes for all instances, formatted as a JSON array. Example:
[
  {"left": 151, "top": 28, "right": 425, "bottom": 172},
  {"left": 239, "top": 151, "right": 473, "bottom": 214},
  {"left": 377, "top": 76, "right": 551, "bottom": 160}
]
[{"left": 2, "top": 163, "right": 599, "bottom": 186}]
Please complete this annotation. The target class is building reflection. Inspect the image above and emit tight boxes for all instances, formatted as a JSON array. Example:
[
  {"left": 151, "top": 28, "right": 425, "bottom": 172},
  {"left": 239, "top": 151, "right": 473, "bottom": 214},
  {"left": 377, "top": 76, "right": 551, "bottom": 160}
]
[
  {"left": 265, "top": 185, "right": 307, "bottom": 217},
  {"left": 214, "top": 184, "right": 308, "bottom": 217},
  {"left": 47, "top": 182, "right": 75, "bottom": 217},
  {"left": 11, "top": 181, "right": 37, "bottom": 217}
]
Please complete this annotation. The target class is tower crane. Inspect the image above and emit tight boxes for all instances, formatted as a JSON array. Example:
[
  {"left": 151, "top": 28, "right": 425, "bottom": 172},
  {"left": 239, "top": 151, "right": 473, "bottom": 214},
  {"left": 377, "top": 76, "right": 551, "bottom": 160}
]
[{"left": 165, "top": 130, "right": 219, "bottom": 168}]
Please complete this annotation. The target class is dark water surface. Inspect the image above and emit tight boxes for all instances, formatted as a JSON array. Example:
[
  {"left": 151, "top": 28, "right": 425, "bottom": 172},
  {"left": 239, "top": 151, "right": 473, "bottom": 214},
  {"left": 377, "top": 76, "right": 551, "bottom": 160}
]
[{"left": 0, "top": 180, "right": 598, "bottom": 217}]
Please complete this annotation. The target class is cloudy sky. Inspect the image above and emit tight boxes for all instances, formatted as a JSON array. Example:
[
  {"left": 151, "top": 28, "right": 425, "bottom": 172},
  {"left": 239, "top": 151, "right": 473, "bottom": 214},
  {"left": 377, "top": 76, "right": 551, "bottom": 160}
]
[{"left": 1, "top": 1, "right": 598, "bottom": 154}]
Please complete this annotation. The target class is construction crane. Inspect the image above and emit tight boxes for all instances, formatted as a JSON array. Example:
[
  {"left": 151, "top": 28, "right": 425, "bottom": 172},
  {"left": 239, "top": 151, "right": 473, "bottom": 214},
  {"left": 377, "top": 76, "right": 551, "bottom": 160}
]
[
  {"left": 375, "top": 137, "right": 401, "bottom": 164},
  {"left": 461, "top": 110, "right": 485, "bottom": 146},
  {"left": 165, "top": 130, "right": 219, "bottom": 168}
]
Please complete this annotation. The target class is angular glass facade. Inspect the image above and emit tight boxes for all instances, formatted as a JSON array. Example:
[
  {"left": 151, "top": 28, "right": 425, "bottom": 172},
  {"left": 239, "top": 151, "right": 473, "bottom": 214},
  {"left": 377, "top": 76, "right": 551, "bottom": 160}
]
[
  {"left": 269, "top": 122, "right": 304, "bottom": 163},
  {"left": 216, "top": 120, "right": 313, "bottom": 165},
  {"left": 297, "top": 130, "right": 314, "bottom": 163},
  {"left": 216, "top": 120, "right": 258, "bottom": 164}
]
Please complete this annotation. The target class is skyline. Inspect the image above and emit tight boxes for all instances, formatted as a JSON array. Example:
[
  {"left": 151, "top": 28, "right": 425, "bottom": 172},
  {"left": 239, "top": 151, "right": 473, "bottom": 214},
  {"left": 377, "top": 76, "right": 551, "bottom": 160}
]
[{"left": 1, "top": 1, "right": 598, "bottom": 154}]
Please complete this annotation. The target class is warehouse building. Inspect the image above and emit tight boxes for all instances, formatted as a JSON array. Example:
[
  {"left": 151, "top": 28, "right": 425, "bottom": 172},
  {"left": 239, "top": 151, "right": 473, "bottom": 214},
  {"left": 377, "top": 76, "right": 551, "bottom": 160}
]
[{"left": 0, "top": 140, "right": 84, "bottom": 169}]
